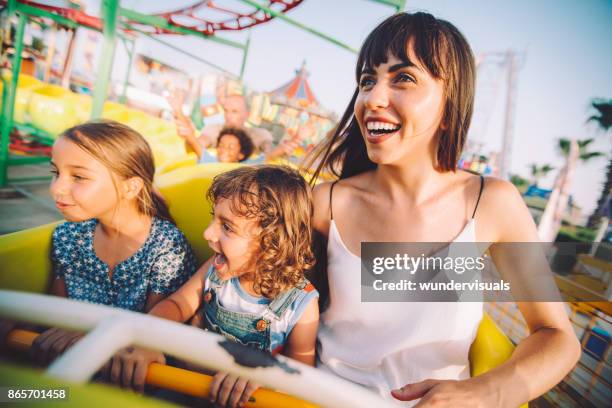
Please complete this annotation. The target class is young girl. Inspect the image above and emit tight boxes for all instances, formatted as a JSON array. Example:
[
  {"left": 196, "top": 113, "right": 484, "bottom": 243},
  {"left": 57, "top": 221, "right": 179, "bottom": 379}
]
[
  {"left": 306, "top": 12, "right": 579, "bottom": 407},
  {"left": 1, "top": 120, "right": 197, "bottom": 366},
  {"left": 112, "top": 165, "right": 319, "bottom": 407}
]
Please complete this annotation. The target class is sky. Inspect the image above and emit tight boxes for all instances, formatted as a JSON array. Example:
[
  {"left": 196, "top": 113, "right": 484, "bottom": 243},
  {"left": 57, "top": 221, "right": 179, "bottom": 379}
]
[{"left": 80, "top": 0, "right": 611, "bottom": 219}]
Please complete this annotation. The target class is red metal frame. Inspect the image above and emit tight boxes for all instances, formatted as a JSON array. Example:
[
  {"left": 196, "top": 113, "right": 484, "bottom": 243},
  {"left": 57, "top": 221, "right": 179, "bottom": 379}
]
[
  {"left": 15, "top": 0, "right": 304, "bottom": 35},
  {"left": 151, "top": 0, "right": 304, "bottom": 35}
]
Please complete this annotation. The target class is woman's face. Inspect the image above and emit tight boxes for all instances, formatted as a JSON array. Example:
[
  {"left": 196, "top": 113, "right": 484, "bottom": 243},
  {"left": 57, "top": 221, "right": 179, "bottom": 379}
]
[
  {"left": 217, "top": 134, "right": 245, "bottom": 163},
  {"left": 354, "top": 48, "right": 445, "bottom": 166}
]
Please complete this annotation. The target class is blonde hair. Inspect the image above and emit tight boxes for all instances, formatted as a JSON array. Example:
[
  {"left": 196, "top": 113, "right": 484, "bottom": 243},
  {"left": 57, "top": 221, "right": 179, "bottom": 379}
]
[
  {"left": 208, "top": 166, "right": 315, "bottom": 299},
  {"left": 60, "top": 120, "right": 173, "bottom": 222}
]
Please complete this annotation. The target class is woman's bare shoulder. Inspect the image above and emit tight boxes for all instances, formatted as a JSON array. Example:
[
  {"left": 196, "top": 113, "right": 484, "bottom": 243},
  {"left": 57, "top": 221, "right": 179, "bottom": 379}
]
[
  {"left": 312, "top": 182, "right": 334, "bottom": 237},
  {"left": 311, "top": 173, "right": 371, "bottom": 237},
  {"left": 478, "top": 176, "right": 539, "bottom": 242}
]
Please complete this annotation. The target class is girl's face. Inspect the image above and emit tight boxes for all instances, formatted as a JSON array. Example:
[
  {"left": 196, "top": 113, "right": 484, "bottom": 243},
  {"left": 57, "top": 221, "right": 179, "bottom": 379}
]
[
  {"left": 217, "top": 134, "right": 244, "bottom": 163},
  {"left": 354, "top": 49, "right": 445, "bottom": 166},
  {"left": 49, "top": 137, "right": 120, "bottom": 222},
  {"left": 203, "top": 198, "right": 261, "bottom": 280}
]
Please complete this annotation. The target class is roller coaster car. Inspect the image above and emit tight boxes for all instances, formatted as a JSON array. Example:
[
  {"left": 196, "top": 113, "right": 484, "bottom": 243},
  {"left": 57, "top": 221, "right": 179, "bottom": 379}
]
[{"left": 0, "top": 163, "right": 518, "bottom": 407}]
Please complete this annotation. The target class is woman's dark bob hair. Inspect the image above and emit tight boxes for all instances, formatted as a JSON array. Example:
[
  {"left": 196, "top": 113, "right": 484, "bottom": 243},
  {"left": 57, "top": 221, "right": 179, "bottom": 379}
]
[{"left": 305, "top": 12, "right": 476, "bottom": 181}]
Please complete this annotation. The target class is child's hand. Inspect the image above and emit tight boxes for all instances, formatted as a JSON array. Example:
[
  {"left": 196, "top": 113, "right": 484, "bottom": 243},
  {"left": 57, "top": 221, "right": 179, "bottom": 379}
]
[
  {"left": 104, "top": 346, "right": 165, "bottom": 393},
  {"left": 167, "top": 89, "right": 186, "bottom": 114},
  {"left": 209, "top": 372, "right": 260, "bottom": 408},
  {"left": 174, "top": 116, "right": 196, "bottom": 140},
  {"left": 30, "top": 327, "right": 83, "bottom": 366},
  {"left": 0, "top": 319, "right": 18, "bottom": 351}
]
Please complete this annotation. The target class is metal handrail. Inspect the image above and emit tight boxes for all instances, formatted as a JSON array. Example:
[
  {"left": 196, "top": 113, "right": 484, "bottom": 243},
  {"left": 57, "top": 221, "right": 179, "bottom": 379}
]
[{"left": 0, "top": 290, "right": 396, "bottom": 408}]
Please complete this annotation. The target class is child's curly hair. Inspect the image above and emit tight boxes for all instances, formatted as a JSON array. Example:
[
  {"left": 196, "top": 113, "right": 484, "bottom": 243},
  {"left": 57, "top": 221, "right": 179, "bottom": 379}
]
[
  {"left": 207, "top": 166, "right": 315, "bottom": 299},
  {"left": 217, "top": 127, "right": 254, "bottom": 162}
]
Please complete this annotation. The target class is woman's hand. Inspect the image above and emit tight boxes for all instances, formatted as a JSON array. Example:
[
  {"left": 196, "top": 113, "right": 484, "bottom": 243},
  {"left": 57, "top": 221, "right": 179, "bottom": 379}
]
[
  {"left": 104, "top": 346, "right": 165, "bottom": 393},
  {"left": 209, "top": 372, "right": 260, "bottom": 408},
  {"left": 30, "top": 327, "right": 83, "bottom": 366},
  {"left": 392, "top": 377, "right": 499, "bottom": 408}
]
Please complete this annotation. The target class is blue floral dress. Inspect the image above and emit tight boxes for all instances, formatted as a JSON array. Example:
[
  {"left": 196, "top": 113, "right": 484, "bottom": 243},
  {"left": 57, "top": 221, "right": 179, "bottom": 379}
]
[{"left": 51, "top": 217, "right": 197, "bottom": 312}]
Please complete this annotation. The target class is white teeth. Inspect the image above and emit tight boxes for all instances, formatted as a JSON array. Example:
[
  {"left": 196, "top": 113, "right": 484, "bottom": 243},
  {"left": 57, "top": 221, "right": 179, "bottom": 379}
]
[{"left": 366, "top": 121, "right": 400, "bottom": 131}]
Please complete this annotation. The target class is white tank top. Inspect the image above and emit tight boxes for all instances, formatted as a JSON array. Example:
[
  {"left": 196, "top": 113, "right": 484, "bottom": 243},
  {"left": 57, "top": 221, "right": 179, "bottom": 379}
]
[{"left": 317, "top": 214, "right": 486, "bottom": 406}]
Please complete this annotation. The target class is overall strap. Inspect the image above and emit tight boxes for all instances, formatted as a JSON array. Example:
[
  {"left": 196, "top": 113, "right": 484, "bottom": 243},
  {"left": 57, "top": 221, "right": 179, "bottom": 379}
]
[
  {"left": 266, "top": 280, "right": 308, "bottom": 319},
  {"left": 329, "top": 180, "right": 339, "bottom": 220},
  {"left": 207, "top": 265, "right": 224, "bottom": 289},
  {"left": 471, "top": 175, "right": 485, "bottom": 219}
]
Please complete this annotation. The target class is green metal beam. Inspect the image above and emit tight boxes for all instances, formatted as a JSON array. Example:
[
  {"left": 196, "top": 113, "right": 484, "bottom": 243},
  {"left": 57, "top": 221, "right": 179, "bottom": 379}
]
[
  {"left": 238, "top": 0, "right": 358, "bottom": 54},
  {"left": 125, "top": 24, "right": 239, "bottom": 79},
  {"left": 7, "top": 156, "right": 51, "bottom": 165},
  {"left": 91, "top": 0, "right": 119, "bottom": 119},
  {"left": 239, "top": 32, "right": 251, "bottom": 80},
  {"left": 119, "top": 36, "right": 135, "bottom": 104},
  {"left": 0, "top": 9, "right": 26, "bottom": 187},
  {"left": 119, "top": 7, "right": 247, "bottom": 51},
  {"left": 15, "top": 2, "right": 80, "bottom": 30}
]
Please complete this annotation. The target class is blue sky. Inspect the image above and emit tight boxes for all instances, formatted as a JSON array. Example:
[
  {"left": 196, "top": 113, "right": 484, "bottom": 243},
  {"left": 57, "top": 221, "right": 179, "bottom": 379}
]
[{"left": 88, "top": 0, "right": 611, "bottom": 218}]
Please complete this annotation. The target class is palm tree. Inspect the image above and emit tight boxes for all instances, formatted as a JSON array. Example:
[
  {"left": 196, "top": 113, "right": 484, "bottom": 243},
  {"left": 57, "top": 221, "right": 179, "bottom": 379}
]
[
  {"left": 529, "top": 163, "right": 555, "bottom": 187},
  {"left": 586, "top": 99, "right": 612, "bottom": 228},
  {"left": 509, "top": 173, "right": 529, "bottom": 188},
  {"left": 557, "top": 138, "right": 604, "bottom": 162}
]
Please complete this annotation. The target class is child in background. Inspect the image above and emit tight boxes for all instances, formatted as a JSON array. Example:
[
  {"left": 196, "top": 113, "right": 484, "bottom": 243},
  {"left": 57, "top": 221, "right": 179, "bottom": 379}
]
[
  {"left": 112, "top": 166, "right": 319, "bottom": 408},
  {"left": 0, "top": 120, "right": 197, "bottom": 365}
]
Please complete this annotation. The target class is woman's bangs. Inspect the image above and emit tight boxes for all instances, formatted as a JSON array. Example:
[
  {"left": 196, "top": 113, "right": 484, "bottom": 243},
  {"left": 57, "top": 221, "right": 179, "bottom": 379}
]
[{"left": 356, "top": 14, "right": 446, "bottom": 81}]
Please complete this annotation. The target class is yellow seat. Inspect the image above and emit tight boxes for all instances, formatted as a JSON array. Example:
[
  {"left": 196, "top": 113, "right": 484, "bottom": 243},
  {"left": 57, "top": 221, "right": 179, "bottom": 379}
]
[
  {"left": 0, "top": 163, "right": 518, "bottom": 393},
  {"left": 28, "top": 85, "right": 78, "bottom": 136},
  {"left": 469, "top": 314, "right": 515, "bottom": 376},
  {"left": 0, "top": 73, "right": 42, "bottom": 124},
  {"left": 156, "top": 152, "right": 198, "bottom": 175}
]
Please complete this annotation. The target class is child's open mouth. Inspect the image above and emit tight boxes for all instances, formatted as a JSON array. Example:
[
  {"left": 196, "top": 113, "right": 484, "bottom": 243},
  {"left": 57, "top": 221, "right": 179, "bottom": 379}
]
[{"left": 213, "top": 252, "right": 227, "bottom": 270}]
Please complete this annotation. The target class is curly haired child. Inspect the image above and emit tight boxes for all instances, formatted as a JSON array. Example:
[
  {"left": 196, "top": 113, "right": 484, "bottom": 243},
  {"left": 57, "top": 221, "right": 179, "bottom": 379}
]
[{"left": 111, "top": 166, "right": 319, "bottom": 407}]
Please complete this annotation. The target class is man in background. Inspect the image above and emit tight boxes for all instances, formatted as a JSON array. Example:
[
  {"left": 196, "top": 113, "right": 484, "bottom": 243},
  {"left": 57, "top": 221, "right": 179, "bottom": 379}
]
[{"left": 169, "top": 91, "right": 298, "bottom": 160}]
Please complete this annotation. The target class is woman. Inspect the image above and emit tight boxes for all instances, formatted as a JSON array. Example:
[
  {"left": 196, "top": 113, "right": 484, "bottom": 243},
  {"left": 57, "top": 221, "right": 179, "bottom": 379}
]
[{"left": 305, "top": 12, "right": 580, "bottom": 407}]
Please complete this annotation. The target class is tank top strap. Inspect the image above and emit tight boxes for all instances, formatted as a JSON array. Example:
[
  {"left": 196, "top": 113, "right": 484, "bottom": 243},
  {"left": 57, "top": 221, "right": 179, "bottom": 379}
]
[
  {"left": 471, "top": 175, "right": 485, "bottom": 219},
  {"left": 329, "top": 181, "right": 339, "bottom": 220}
]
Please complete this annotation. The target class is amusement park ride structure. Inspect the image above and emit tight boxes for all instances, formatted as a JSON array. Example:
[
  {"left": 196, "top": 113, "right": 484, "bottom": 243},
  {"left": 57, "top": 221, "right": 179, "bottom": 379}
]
[{"left": 0, "top": 0, "right": 405, "bottom": 187}]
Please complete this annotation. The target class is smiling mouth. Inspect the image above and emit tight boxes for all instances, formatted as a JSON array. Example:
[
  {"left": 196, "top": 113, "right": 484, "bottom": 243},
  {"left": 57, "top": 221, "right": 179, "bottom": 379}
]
[
  {"left": 365, "top": 121, "right": 402, "bottom": 143},
  {"left": 366, "top": 121, "right": 401, "bottom": 137}
]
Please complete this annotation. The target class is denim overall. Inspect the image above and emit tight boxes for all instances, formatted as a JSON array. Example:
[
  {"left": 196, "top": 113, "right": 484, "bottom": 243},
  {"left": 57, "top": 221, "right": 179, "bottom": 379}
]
[{"left": 201, "top": 267, "right": 308, "bottom": 353}]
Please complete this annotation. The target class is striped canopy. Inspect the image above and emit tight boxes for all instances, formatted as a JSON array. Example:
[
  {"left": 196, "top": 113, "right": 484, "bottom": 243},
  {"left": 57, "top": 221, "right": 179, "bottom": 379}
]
[{"left": 271, "top": 61, "right": 318, "bottom": 108}]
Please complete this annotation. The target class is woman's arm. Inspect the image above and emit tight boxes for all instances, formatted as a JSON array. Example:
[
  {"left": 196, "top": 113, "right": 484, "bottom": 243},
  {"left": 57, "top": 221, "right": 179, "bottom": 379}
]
[
  {"left": 474, "top": 180, "right": 580, "bottom": 405},
  {"left": 393, "top": 179, "right": 580, "bottom": 407},
  {"left": 148, "top": 257, "right": 213, "bottom": 322},
  {"left": 283, "top": 297, "right": 319, "bottom": 366}
]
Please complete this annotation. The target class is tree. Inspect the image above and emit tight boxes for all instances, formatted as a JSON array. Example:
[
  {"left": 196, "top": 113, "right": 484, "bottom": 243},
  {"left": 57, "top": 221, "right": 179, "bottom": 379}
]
[
  {"left": 509, "top": 173, "right": 529, "bottom": 188},
  {"left": 557, "top": 138, "right": 604, "bottom": 162},
  {"left": 529, "top": 163, "right": 555, "bottom": 187},
  {"left": 586, "top": 98, "right": 612, "bottom": 228}
]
